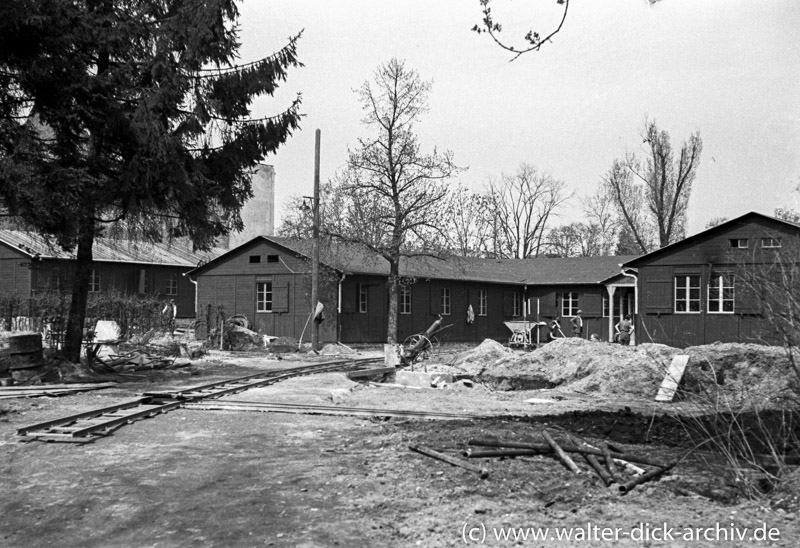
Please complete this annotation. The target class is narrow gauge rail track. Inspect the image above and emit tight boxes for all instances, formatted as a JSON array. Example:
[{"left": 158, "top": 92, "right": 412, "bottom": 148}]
[
  {"left": 184, "top": 400, "right": 488, "bottom": 421},
  {"left": 17, "top": 357, "right": 382, "bottom": 443}
]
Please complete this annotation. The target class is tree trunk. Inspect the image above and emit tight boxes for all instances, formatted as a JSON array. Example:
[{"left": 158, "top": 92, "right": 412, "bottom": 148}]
[
  {"left": 386, "top": 259, "right": 400, "bottom": 344},
  {"left": 62, "top": 216, "right": 95, "bottom": 363}
]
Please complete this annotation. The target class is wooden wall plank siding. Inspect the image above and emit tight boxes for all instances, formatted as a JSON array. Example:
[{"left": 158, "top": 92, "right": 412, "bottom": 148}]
[
  {"left": 334, "top": 277, "right": 614, "bottom": 345},
  {"left": 190, "top": 236, "right": 658, "bottom": 345},
  {"left": 1, "top": 242, "right": 198, "bottom": 317},
  {"left": 0, "top": 259, "right": 31, "bottom": 301},
  {"left": 0, "top": 244, "right": 33, "bottom": 302},
  {"left": 199, "top": 239, "right": 309, "bottom": 277},
  {"left": 194, "top": 239, "right": 342, "bottom": 343},
  {"left": 631, "top": 214, "right": 800, "bottom": 348}
]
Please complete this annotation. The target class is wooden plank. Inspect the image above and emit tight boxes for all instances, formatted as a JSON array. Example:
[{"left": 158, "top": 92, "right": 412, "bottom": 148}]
[
  {"left": 345, "top": 366, "right": 396, "bottom": 379},
  {"left": 655, "top": 355, "right": 690, "bottom": 402},
  {"left": 0, "top": 382, "right": 117, "bottom": 392}
]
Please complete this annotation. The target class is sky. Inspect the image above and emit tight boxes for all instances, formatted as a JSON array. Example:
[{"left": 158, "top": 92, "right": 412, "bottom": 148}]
[{"left": 235, "top": 0, "right": 800, "bottom": 236}]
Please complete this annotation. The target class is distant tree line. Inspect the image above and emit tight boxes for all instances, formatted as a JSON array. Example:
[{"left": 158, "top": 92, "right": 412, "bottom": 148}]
[{"left": 280, "top": 113, "right": 704, "bottom": 261}]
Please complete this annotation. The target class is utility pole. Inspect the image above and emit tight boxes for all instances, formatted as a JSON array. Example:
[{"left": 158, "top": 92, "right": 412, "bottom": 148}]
[{"left": 311, "top": 129, "right": 321, "bottom": 351}]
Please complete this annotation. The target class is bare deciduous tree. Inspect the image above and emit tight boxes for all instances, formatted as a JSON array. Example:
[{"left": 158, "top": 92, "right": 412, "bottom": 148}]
[
  {"left": 543, "top": 186, "right": 620, "bottom": 258},
  {"left": 603, "top": 159, "right": 655, "bottom": 254},
  {"left": 325, "top": 58, "right": 459, "bottom": 344},
  {"left": 487, "top": 163, "right": 569, "bottom": 258},
  {"left": 438, "top": 183, "right": 494, "bottom": 257},
  {"left": 277, "top": 181, "right": 351, "bottom": 241},
  {"left": 581, "top": 186, "right": 619, "bottom": 256},
  {"left": 705, "top": 216, "right": 729, "bottom": 229},
  {"left": 775, "top": 207, "right": 800, "bottom": 224},
  {"left": 544, "top": 220, "right": 616, "bottom": 258},
  {"left": 605, "top": 120, "right": 702, "bottom": 253}
]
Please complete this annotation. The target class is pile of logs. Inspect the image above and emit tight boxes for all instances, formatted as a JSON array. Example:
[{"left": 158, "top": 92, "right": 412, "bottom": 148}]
[
  {"left": 408, "top": 428, "right": 675, "bottom": 494},
  {"left": 464, "top": 428, "right": 675, "bottom": 493}
]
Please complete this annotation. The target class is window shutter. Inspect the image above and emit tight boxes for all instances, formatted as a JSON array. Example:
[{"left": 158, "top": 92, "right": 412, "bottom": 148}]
[
  {"left": 502, "top": 290, "right": 513, "bottom": 317},
  {"left": 341, "top": 281, "right": 355, "bottom": 313},
  {"left": 581, "top": 292, "right": 602, "bottom": 317},
  {"left": 429, "top": 286, "right": 442, "bottom": 314},
  {"left": 643, "top": 267, "right": 672, "bottom": 313},
  {"left": 735, "top": 280, "right": 761, "bottom": 315},
  {"left": 273, "top": 283, "right": 289, "bottom": 313},
  {"left": 644, "top": 280, "right": 673, "bottom": 313}
]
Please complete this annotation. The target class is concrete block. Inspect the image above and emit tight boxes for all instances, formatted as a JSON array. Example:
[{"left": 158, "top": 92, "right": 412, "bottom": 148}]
[{"left": 329, "top": 388, "right": 351, "bottom": 404}]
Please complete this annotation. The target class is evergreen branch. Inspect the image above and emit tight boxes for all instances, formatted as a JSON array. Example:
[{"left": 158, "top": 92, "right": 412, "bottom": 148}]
[{"left": 194, "top": 31, "right": 303, "bottom": 76}]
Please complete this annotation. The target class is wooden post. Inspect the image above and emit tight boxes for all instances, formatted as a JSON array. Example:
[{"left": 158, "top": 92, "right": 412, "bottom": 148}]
[{"left": 311, "top": 129, "right": 321, "bottom": 352}]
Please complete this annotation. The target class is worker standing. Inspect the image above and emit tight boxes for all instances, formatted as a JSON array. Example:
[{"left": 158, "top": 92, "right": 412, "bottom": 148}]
[
  {"left": 162, "top": 298, "right": 177, "bottom": 336},
  {"left": 615, "top": 314, "right": 633, "bottom": 346},
  {"left": 570, "top": 310, "right": 583, "bottom": 338}
]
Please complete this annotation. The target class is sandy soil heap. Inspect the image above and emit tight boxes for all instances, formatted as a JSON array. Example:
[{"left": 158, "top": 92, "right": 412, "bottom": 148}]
[{"left": 448, "top": 338, "right": 799, "bottom": 403}]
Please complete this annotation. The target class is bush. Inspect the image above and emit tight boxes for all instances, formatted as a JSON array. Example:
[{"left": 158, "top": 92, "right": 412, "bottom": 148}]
[{"left": 2, "top": 290, "right": 165, "bottom": 340}]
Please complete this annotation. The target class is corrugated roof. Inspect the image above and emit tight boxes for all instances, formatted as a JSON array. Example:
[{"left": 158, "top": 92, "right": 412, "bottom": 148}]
[
  {"left": 0, "top": 229, "right": 218, "bottom": 267},
  {"left": 267, "top": 237, "right": 636, "bottom": 286}
]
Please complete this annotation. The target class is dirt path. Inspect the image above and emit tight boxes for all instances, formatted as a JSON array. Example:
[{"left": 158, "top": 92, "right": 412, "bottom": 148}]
[{"left": 1, "top": 356, "right": 798, "bottom": 547}]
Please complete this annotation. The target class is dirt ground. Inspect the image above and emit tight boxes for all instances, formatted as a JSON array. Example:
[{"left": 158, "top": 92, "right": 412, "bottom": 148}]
[{"left": 2, "top": 345, "right": 799, "bottom": 547}]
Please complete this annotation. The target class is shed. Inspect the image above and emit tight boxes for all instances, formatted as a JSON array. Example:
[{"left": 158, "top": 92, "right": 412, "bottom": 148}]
[
  {"left": 0, "top": 230, "right": 213, "bottom": 318},
  {"left": 621, "top": 211, "right": 800, "bottom": 347},
  {"left": 188, "top": 236, "right": 636, "bottom": 345}
]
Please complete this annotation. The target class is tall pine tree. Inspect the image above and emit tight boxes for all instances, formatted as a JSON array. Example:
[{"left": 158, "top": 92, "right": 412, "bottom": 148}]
[{"left": 0, "top": 1, "right": 302, "bottom": 360}]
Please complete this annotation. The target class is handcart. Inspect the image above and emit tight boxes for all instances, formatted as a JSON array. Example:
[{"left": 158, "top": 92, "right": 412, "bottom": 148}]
[{"left": 504, "top": 320, "right": 547, "bottom": 350}]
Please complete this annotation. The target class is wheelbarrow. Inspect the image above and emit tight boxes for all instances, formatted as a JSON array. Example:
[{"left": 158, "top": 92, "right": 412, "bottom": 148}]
[{"left": 503, "top": 320, "right": 547, "bottom": 350}]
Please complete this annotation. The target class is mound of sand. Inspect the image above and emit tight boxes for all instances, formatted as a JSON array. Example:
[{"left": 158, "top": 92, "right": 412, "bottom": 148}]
[
  {"left": 476, "top": 338, "right": 676, "bottom": 395},
  {"left": 449, "top": 339, "right": 511, "bottom": 375},
  {"left": 449, "top": 338, "right": 799, "bottom": 402}
]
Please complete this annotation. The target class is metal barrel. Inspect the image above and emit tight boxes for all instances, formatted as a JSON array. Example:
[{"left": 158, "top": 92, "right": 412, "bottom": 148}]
[{"left": 8, "top": 332, "right": 45, "bottom": 381}]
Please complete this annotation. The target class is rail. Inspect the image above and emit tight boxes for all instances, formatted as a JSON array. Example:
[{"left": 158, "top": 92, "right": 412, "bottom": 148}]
[{"left": 17, "top": 357, "right": 383, "bottom": 443}]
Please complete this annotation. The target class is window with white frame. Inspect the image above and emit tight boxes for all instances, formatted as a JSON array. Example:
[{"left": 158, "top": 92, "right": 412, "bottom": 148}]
[
  {"left": 761, "top": 237, "right": 781, "bottom": 249},
  {"left": 441, "top": 287, "right": 451, "bottom": 315},
  {"left": 166, "top": 272, "right": 178, "bottom": 295},
  {"left": 358, "top": 284, "right": 368, "bottom": 313},
  {"left": 708, "top": 274, "right": 734, "bottom": 313},
  {"left": 729, "top": 238, "right": 748, "bottom": 249},
  {"left": 256, "top": 281, "right": 273, "bottom": 312},
  {"left": 89, "top": 268, "right": 101, "bottom": 292},
  {"left": 399, "top": 285, "right": 411, "bottom": 315},
  {"left": 675, "top": 275, "right": 701, "bottom": 312},
  {"left": 478, "top": 289, "right": 487, "bottom": 316},
  {"left": 562, "top": 292, "right": 579, "bottom": 317},
  {"left": 512, "top": 291, "right": 522, "bottom": 317}
]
